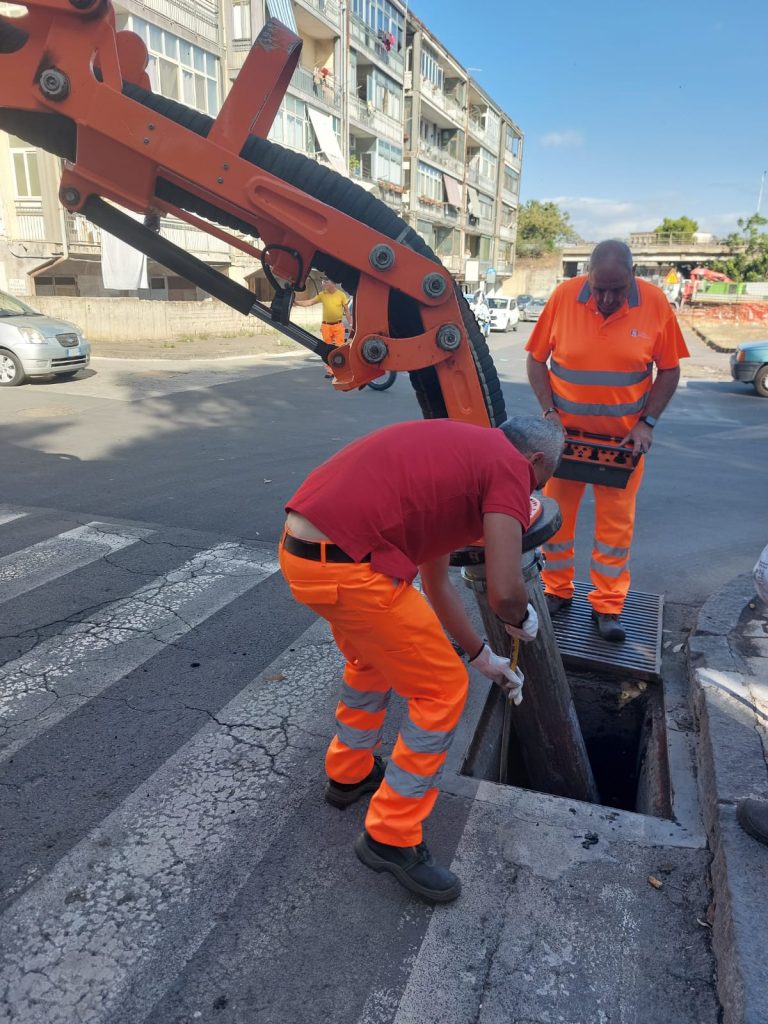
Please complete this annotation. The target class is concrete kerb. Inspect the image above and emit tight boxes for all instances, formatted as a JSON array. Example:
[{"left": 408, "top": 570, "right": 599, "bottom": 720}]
[{"left": 688, "top": 573, "right": 768, "bottom": 1024}]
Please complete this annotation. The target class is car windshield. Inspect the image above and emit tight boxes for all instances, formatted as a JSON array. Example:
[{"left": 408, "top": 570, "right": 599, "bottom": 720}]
[
  {"left": 517, "top": 295, "right": 532, "bottom": 302},
  {"left": 0, "top": 291, "right": 42, "bottom": 317},
  {"left": 487, "top": 298, "right": 508, "bottom": 309}
]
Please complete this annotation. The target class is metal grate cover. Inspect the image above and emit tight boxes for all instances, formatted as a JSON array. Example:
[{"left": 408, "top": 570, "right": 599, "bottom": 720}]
[{"left": 548, "top": 581, "right": 663, "bottom": 681}]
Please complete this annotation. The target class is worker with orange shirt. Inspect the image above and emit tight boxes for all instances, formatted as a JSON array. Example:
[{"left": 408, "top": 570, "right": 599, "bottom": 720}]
[
  {"left": 526, "top": 240, "right": 689, "bottom": 642},
  {"left": 294, "top": 276, "right": 350, "bottom": 378}
]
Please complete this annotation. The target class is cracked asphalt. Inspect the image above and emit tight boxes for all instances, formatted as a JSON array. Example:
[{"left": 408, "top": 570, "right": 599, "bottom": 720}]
[{"left": 0, "top": 328, "right": 764, "bottom": 1022}]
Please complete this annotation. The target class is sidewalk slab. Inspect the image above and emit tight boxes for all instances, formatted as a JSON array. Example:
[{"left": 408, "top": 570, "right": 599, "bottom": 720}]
[{"left": 688, "top": 574, "right": 768, "bottom": 1024}]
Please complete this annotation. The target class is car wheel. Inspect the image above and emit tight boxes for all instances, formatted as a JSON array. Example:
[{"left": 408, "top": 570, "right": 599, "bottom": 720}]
[
  {"left": 753, "top": 365, "right": 768, "bottom": 398},
  {"left": 0, "top": 350, "right": 26, "bottom": 387}
]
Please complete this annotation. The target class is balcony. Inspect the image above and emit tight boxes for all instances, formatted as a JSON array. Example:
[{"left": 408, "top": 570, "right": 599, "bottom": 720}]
[
  {"left": 415, "top": 197, "right": 460, "bottom": 223},
  {"left": 294, "top": 0, "right": 341, "bottom": 30},
  {"left": 289, "top": 63, "right": 341, "bottom": 111},
  {"left": 465, "top": 214, "right": 495, "bottom": 236},
  {"left": 435, "top": 253, "right": 462, "bottom": 275},
  {"left": 417, "top": 141, "right": 464, "bottom": 179},
  {"left": 13, "top": 200, "right": 47, "bottom": 242},
  {"left": 350, "top": 15, "right": 404, "bottom": 77},
  {"left": 499, "top": 224, "right": 516, "bottom": 242},
  {"left": 228, "top": 37, "right": 250, "bottom": 72},
  {"left": 66, "top": 213, "right": 100, "bottom": 252},
  {"left": 418, "top": 80, "right": 465, "bottom": 126},
  {"left": 467, "top": 114, "right": 499, "bottom": 150},
  {"left": 161, "top": 217, "right": 230, "bottom": 258},
  {"left": 502, "top": 185, "right": 520, "bottom": 206},
  {"left": 467, "top": 162, "right": 497, "bottom": 194},
  {"left": 348, "top": 95, "right": 402, "bottom": 142}
]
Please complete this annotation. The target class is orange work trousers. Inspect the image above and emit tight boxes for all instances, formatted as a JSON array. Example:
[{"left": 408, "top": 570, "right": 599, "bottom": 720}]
[
  {"left": 278, "top": 538, "right": 468, "bottom": 847},
  {"left": 321, "top": 322, "right": 345, "bottom": 347},
  {"left": 542, "top": 457, "right": 645, "bottom": 615}
]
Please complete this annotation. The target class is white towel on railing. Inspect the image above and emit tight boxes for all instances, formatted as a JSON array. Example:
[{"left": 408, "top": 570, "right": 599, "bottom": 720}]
[{"left": 101, "top": 209, "right": 148, "bottom": 291}]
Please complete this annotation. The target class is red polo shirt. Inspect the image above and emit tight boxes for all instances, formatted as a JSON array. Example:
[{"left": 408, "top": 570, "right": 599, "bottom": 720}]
[
  {"left": 526, "top": 276, "right": 689, "bottom": 437},
  {"left": 286, "top": 420, "right": 536, "bottom": 581}
]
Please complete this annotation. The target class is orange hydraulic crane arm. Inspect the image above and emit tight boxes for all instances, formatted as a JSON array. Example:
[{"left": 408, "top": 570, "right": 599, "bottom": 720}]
[{"left": 0, "top": 2, "right": 507, "bottom": 427}]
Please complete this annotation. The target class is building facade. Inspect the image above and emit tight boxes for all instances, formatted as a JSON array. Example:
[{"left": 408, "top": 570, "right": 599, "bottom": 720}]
[{"left": 0, "top": 0, "right": 522, "bottom": 299}]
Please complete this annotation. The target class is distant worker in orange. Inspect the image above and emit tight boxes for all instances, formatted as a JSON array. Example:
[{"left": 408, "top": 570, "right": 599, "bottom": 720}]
[
  {"left": 294, "top": 276, "right": 350, "bottom": 379},
  {"left": 526, "top": 240, "right": 689, "bottom": 642},
  {"left": 279, "top": 416, "right": 564, "bottom": 902}
]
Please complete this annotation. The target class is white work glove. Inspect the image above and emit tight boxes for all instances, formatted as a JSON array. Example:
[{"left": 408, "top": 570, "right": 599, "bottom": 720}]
[
  {"left": 469, "top": 644, "right": 525, "bottom": 705},
  {"left": 503, "top": 603, "right": 539, "bottom": 642}
]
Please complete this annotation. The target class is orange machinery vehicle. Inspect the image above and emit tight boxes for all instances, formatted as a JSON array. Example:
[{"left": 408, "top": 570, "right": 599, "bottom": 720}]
[{"left": 0, "top": 5, "right": 506, "bottom": 429}]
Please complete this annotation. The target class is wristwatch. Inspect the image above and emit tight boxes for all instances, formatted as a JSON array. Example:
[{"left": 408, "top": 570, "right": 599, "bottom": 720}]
[{"left": 640, "top": 414, "right": 657, "bottom": 428}]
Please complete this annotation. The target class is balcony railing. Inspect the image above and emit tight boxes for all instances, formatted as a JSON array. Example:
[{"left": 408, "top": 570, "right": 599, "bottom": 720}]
[
  {"left": 465, "top": 214, "right": 495, "bottom": 235},
  {"left": 66, "top": 213, "right": 100, "bottom": 250},
  {"left": 628, "top": 232, "right": 715, "bottom": 247},
  {"left": 290, "top": 64, "right": 342, "bottom": 110},
  {"left": 499, "top": 224, "right": 516, "bottom": 242},
  {"left": 13, "top": 200, "right": 47, "bottom": 242},
  {"left": 467, "top": 115, "right": 499, "bottom": 149},
  {"left": 294, "top": 0, "right": 341, "bottom": 28},
  {"left": 502, "top": 185, "right": 520, "bottom": 205},
  {"left": 348, "top": 95, "right": 402, "bottom": 142},
  {"left": 415, "top": 197, "right": 459, "bottom": 222},
  {"left": 417, "top": 141, "right": 464, "bottom": 179},
  {"left": 161, "top": 217, "right": 230, "bottom": 257},
  {"left": 349, "top": 16, "right": 404, "bottom": 76},
  {"left": 436, "top": 253, "right": 462, "bottom": 274},
  {"left": 418, "top": 80, "right": 465, "bottom": 125}
]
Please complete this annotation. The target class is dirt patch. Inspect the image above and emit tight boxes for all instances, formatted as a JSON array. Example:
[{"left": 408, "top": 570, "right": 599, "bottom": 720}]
[
  {"left": 90, "top": 333, "right": 305, "bottom": 361},
  {"left": 679, "top": 308, "right": 768, "bottom": 352}
]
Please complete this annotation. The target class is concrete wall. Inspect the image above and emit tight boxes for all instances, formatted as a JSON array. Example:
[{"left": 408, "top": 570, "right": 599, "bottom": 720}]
[
  {"left": 31, "top": 296, "right": 321, "bottom": 342},
  {"left": 498, "top": 252, "right": 562, "bottom": 299}
]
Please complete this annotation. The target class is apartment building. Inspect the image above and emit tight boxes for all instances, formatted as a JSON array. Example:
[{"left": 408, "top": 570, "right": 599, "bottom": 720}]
[{"left": 0, "top": 0, "right": 522, "bottom": 299}]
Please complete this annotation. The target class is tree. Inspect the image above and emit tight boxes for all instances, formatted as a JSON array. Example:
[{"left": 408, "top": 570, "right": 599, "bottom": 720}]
[
  {"left": 652, "top": 216, "right": 699, "bottom": 238},
  {"left": 516, "top": 200, "right": 581, "bottom": 258},
  {"left": 711, "top": 214, "right": 768, "bottom": 282}
]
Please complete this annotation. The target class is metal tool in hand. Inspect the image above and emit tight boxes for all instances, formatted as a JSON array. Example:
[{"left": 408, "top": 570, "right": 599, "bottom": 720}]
[{"left": 499, "top": 637, "right": 521, "bottom": 784}]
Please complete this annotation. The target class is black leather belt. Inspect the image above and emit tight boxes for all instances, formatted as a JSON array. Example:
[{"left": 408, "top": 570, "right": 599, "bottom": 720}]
[
  {"left": 283, "top": 533, "right": 369, "bottom": 564},
  {"left": 322, "top": 320, "right": 342, "bottom": 325}
]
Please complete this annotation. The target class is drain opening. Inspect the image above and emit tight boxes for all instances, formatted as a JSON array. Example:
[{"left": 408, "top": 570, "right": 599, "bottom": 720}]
[{"left": 462, "top": 670, "right": 672, "bottom": 818}]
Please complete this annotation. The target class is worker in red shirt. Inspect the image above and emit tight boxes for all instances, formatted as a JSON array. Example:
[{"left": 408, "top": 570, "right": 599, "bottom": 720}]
[
  {"left": 526, "top": 240, "right": 689, "bottom": 642},
  {"left": 279, "top": 416, "right": 564, "bottom": 902}
]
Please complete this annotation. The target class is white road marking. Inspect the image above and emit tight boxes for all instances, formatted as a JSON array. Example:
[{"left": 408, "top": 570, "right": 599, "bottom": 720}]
[
  {"left": 0, "top": 522, "right": 152, "bottom": 603},
  {"left": 0, "top": 543, "right": 278, "bottom": 763},
  {"left": 0, "top": 624, "right": 338, "bottom": 1024},
  {"left": 0, "top": 510, "right": 27, "bottom": 527}
]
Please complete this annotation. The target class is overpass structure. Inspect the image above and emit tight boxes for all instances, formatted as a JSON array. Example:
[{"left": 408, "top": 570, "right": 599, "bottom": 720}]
[{"left": 561, "top": 233, "right": 730, "bottom": 278}]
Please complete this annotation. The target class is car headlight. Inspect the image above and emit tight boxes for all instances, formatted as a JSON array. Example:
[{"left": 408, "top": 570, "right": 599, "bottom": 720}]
[
  {"left": 736, "top": 350, "right": 745, "bottom": 362},
  {"left": 17, "top": 326, "right": 47, "bottom": 345}
]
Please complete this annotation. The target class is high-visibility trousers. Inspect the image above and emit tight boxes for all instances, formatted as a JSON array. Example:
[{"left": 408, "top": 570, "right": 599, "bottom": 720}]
[
  {"left": 278, "top": 539, "right": 468, "bottom": 847},
  {"left": 541, "top": 457, "right": 645, "bottom": 615},
  {"left": 321, "top": 322, "right": 345, "bottom": 347}
]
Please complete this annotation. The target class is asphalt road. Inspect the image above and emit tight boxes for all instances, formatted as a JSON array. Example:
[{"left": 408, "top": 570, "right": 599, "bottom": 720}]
[
  {"left": 0, "top": 323, "right": 762, "bottom": 1023},
  {"left": 1, "top": 323, "right": 765, "bottom": 605}
]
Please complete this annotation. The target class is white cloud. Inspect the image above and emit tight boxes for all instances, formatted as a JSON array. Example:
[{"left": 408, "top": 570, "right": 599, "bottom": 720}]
[
  {"left": 540, "top": 130, "right": 584, "bottom": 148},
  {"left": 546, "top": 195, "right": 664, "bottom": 241}
]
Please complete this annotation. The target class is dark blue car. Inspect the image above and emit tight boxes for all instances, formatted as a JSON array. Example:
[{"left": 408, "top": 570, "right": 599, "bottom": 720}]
[{"left": 731, "top": 339, "right": 768, "bottom": 397}]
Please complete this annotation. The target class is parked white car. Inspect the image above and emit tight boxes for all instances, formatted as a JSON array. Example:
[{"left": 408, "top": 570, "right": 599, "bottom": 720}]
[
  {"left": 0, "top": 291, "right": 90, "bottom": 386},
  {"left": 487, "top": 296, "right": 520, "bottom": 332}
]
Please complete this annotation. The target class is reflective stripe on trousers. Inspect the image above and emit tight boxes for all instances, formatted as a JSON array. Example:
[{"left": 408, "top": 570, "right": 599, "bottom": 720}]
[
  {"left": 541, "top": 457, "right": 645, "bottom": 614},
  {"left": 278, "top": 541, "right": 468, "bottom": 846}
]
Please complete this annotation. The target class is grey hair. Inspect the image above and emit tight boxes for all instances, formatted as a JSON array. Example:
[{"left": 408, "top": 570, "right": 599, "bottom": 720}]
[
  {"left": 499, "top": 415, "right": 564, "bottom": 473},
  {"left": 590, "top": 239, "right": 634, "bottom": 272}
]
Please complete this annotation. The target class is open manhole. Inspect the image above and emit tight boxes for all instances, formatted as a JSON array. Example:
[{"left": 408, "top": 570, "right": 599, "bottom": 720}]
[{"left": 462, "top": 670, "right": 672, "bottom": 818}]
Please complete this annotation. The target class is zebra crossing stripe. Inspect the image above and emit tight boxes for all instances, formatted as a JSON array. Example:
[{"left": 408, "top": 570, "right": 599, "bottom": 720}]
[
  {"left": 0, "top": 623, "right": 337, "bottom": 1024},
  {"left": 0, "top": 510, "right": 27, "bottom": 527},
  {"left": 0, "top": 521, "right": 153, "bottom": 603},
  {"left": 0, "top": 542, "right": 279, "bottom": 765}
]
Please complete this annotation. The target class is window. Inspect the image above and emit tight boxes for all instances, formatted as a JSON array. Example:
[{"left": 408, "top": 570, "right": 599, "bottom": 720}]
[
  {"left": 352, "top": 0, "right": 404, "bottom": 50},
  {"left": 505, "top": 126, "right": 521, "bottom": 159},
  {"left": 35, "top": 276, "right": 78, "bottom": 297},
  {"left": 416, "top": 219, "right": 435, "bottom": 248},
  {"left": 367, "top": 68, "right": 402, "bottom": 120},
  {"left": 478, "top": 193, "right": 494, "bottom": 222},
  {"left": 503, "top": 166, "right": 520, "bottom": 197},
  {"left": 375, "top": 139, "right": 402, "bottom": 184},
  {"left": 417, "top": 161, "right": 443, "bottom": 202},
  {"left": 131, "top": 17, "right": 219, "bottom": 115},
  {"left": 479, "top": 235, "right": 491, "bottom": 260},
  {"left": 478, "top": 146, "right": 497, "bottom": 183},
  {"left": 8, "top": 136, "right": 41, "bottom": 198},
  {"left": 269, "top": 96, "right": 312, "bottom": 154},
  {"left": 232, "top": 0, "right": 251, "bottom": 41},
  {"left": 420, "top": 45, "right": 443, "bottom": 89},
  {"left": 501, "top": 204, "right": 516, "bottom": 229}
]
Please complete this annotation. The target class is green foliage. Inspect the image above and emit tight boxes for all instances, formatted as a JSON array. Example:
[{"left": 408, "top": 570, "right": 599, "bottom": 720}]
[
  {"left": 652, "top": 216, "right": 699, "bottom": 237},
  {"left": 711, "top": 214, "right": 768, "bottom": 282},
  {"left": 517, "top": 200, "right": 581, "bottom": 258}
]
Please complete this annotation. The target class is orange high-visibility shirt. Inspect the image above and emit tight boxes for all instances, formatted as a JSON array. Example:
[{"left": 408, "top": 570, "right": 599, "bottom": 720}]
[{"left": 526, "top": 276, "right": 689, "bottom": 438}]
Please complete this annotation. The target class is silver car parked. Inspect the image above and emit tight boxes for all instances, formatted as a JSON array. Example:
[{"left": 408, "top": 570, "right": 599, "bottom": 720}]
[{"left": 0, "top": 290, "right": 90, "bottom": 387}]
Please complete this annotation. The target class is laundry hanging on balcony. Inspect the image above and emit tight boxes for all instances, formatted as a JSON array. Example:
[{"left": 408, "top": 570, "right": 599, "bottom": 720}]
[
  {"left": 265, "top": 0, "right": 298, "bottom": 33},
  {"left": 307, "top": 108, "right": 347, "bottom": 177},
  {"left": 466, "top": 185, "right": 481, "bottom": 218},
  {"left": 443, "top": 174, "right": 463, "bottom": 208},
  {"left": 101, "top": 207, "right": 148, "bottom": 291}
]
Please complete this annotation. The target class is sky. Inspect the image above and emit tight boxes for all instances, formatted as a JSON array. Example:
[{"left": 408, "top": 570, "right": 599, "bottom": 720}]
[{"left": 410, "top": 0, "right": 767, "bottom": 241}]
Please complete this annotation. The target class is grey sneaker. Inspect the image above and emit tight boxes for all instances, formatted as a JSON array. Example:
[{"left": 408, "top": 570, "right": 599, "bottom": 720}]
[
  {"left": 325, "top": 755, "right": 386, "bottom": 809},
  {"left": 354, "top": 831, "right": 461, "bottom": 903}
]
